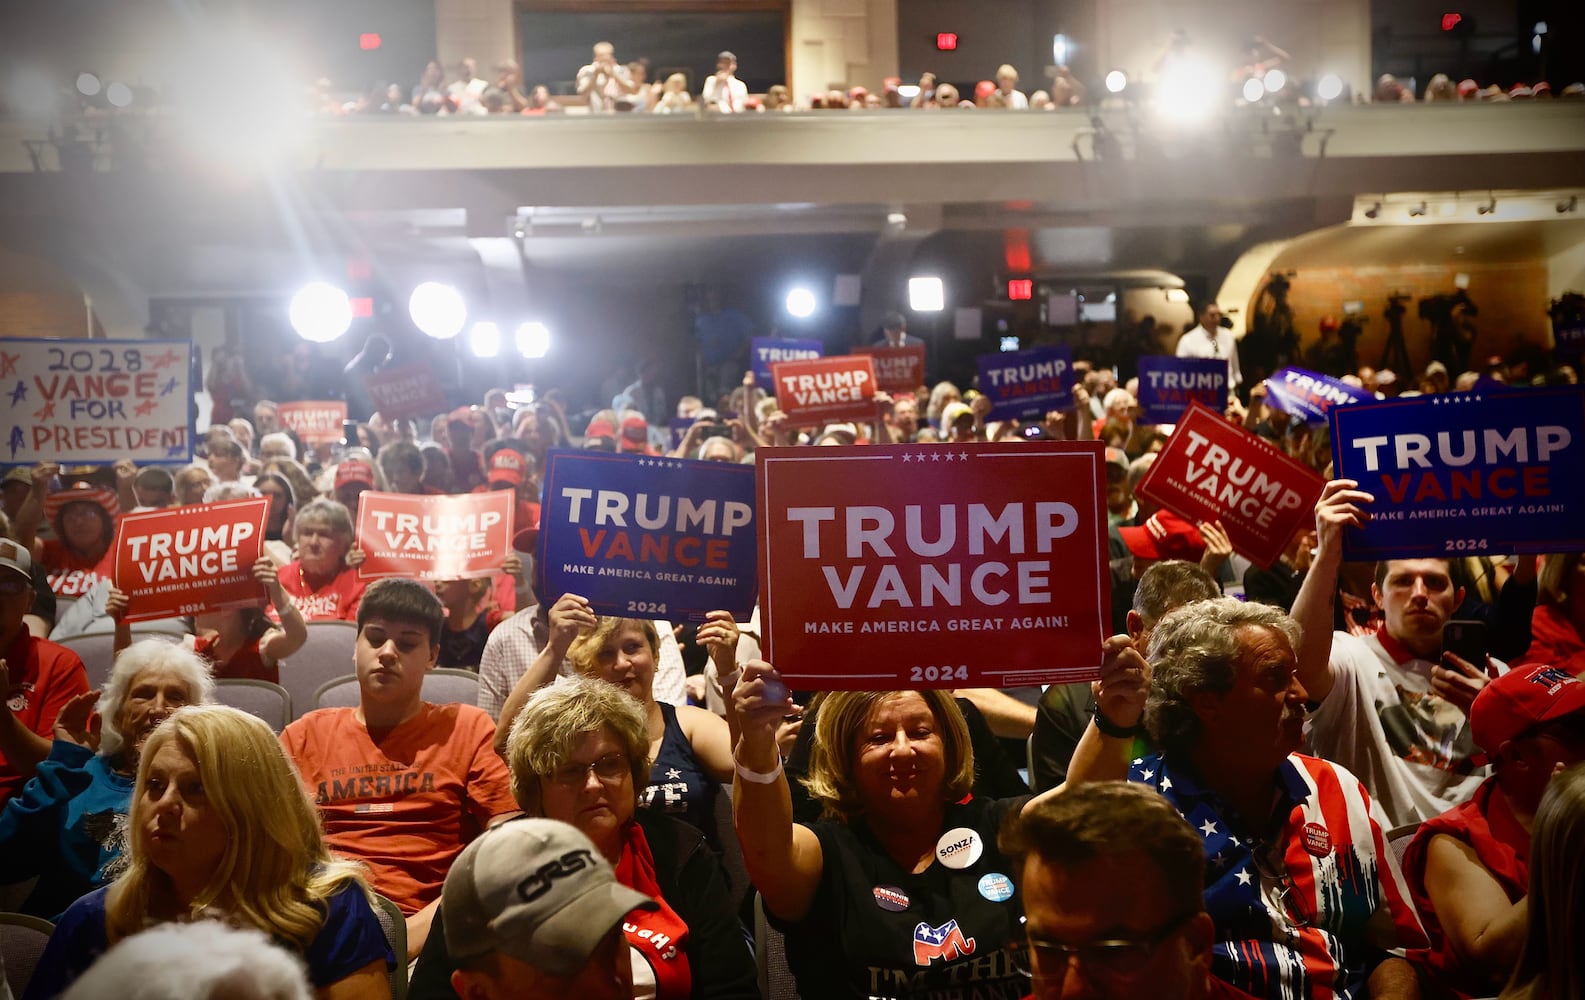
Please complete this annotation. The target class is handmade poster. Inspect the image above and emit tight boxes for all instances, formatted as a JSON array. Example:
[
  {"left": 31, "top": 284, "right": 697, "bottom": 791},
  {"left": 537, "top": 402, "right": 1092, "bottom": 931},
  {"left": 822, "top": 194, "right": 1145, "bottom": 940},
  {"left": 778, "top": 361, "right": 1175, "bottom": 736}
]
[
  {"left": 1135, "top": 402, "right": 1326, "bottom": 567},
  {"left": 1137, "top": 356, "right": 1228, "bottom": 424},
  {"left": 113, "top": 498, "right": 269, "bottom": 622},
  {"left": 857, "top": 344, "right": 927, "bottom": 395},
  {"left": 1330, "top": 386, "right": 1585, "bottom": 560},
  {"left": 752, "top": 337, "right": 823, "bottom": 392},
  {"left": 277, "top": 400, "right": 348, "bottom": 445},
  {"left": 757, "top": 441, "right": 1109, "bottom": 689},
  {"left": 1263, "top": 367, "right": 1372, "bottom": 426},
  {"left": 2, "top": 338, "right": 192, "bottom": 465},
  {"left": 363, "top": 364, "right": 448, "bottom": 420},
  {"left": 769, "top": 355, "right": 877, "bottom": 424},
  {"left": 355, "top": 490, "right": 514, "bottom": 580},
  {"left": 539, "top": 450, "right": 757, "bottom": 621},
  {"left": 976, "top": 345, "right": 1074, "bottom": 421}
]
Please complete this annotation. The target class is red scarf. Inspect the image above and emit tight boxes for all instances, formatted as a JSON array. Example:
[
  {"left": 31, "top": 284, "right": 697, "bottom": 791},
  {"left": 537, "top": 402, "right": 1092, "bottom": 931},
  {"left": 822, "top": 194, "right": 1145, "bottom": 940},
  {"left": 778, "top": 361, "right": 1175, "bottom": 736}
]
[{"left": 614, "top": 822, "right": 692, "bottom": 1000}]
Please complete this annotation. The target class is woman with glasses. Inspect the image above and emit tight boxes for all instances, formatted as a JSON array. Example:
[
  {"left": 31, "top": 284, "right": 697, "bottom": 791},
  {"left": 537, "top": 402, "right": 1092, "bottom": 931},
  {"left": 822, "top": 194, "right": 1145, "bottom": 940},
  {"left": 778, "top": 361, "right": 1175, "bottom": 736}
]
[{"left": 409, "top": 675, "right": 757, "bottom": 1000}]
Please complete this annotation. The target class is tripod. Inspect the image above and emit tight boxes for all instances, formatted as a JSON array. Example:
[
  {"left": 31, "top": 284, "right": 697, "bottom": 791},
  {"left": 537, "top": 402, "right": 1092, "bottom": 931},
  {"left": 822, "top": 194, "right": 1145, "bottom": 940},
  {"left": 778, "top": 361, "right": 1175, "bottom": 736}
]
[{"left": 1379, "top": 293, "right": 1413, "bottom": 375}]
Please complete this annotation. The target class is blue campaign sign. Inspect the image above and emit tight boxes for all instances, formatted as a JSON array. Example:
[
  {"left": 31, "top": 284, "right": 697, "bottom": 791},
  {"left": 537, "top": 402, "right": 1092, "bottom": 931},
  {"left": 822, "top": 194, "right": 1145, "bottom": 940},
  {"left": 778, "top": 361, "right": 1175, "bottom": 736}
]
[
  {"left": 539, "top": 449, "right": 758, "bottom": 621},
  {"left": 1555, "top": 323, "right": 1585, "bottom": 356},
  {"left": 1329, "top": 387, "right": 1585, "bottom": 560},
  {"left": 976, "top": 344, "right": 1074, "bottom": 421},
  {"left": 1263, "top": 367, "right": 1372, "bottom": 426},
  {"left": 751, "top": 337, "right": 824, "bottom": 391},
  {"left": 1136, "top": 356, "right": 1227, "bottom": 424}
]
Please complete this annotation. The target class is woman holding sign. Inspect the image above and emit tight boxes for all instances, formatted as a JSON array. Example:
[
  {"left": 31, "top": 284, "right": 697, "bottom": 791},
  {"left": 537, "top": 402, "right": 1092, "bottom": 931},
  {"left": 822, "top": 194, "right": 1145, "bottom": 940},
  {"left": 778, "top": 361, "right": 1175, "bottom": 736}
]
[{"left": 277, "top": 499, "right": 366, "bottom": 623}]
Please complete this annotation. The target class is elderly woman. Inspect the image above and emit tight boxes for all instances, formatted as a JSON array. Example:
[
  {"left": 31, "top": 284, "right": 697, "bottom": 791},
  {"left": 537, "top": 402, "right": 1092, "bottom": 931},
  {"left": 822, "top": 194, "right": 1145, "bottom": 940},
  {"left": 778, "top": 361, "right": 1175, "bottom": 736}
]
[
  {"left": 732, "top": 660, "right": 1091, "bottom": 999},
  {"left": 27, "top": 705, "right": 391, "bottom": 999},
  {"left": 409, "top": 676, "right": 757, "bottom": 1000},
  {"left": 495, "top": 595, "right": 737, "bottom": 845},
  {"left": 0, "top": 640, "right": 213, "bottom": 919},
  {"left": 173, "top": 465, "right": 214, "bottom": 507},
  {"left": 14, "top": 467, "right": 119, "bottom": 608},
  {"left": 278, "top": 499, "right": 366, "bottom": 622}
]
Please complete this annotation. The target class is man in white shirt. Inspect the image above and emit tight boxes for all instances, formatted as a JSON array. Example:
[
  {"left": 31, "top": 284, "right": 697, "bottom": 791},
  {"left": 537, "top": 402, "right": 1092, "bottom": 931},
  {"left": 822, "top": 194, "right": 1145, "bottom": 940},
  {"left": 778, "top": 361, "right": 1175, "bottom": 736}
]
[
  {"left": 1174, "top": 303, "right": 1242, "bottom": 391},
  {"left": 702, "top": 51, "right": 747, "bottom": 113},
  {"left": 447, "top": 57, "right": 488, "bottom": 115},
  {"left": 577, "top": 42, "right": 633, "bottom": 113},
  {"left": 995, "top": 64, "right": 1029, "bottom": 109}
]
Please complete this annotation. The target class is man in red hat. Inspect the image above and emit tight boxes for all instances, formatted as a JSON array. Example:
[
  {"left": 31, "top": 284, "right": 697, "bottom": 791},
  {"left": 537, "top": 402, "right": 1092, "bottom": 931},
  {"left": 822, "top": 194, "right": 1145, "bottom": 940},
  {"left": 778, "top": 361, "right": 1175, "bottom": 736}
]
[
  {"left": 332, "top": 458, "right": 379, "bottom": 512},
  {"left": 0, "top": 538, "right": 89, "bottom": 806},
  {"left": 618, "top": 414, "right": 658, "bottom": 456},
  {"left": 1401, "top": 663, "right": 1585, "bottom": 997}
]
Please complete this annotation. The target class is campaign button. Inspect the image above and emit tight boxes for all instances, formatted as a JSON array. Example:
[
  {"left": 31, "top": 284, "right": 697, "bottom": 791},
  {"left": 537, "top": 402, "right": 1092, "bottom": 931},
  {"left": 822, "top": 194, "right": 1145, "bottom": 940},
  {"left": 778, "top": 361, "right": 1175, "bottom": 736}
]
[
  {"left": 1302, "top": 822, "right": 1332, "bottom": 857},
  {"left": 977, "top": 872, "right": 1014, "bottom": 903},
  {"left": 934, "top": 827, "right": 983, "bottom": 869},
  {"left": 873, "top": 886, "right": 911, "bottom": 912}
]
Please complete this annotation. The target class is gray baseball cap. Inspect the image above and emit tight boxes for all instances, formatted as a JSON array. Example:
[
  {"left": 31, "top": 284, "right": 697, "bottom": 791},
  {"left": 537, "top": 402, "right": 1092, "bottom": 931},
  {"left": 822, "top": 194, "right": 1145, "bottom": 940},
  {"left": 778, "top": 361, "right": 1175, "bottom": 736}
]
[
  {"left": 0, "top": 538, "right": 32, "bottom": 582},
  {"left": 442, "top": 818, "right": 656, "bottom": 976}
]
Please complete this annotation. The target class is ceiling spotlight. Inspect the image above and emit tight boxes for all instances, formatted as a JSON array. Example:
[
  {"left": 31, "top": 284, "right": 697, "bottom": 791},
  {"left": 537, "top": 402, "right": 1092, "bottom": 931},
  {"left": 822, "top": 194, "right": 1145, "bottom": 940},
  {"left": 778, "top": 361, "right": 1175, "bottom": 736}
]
[
  {"left": 1104, "top": 70, "right": 1127, "bottom": 94},
  {"left": 1408, "top": 202, "right": 1428, "bottom": 218},
  {"left": 909, "top": 276, "right": 945, "bottom": 313},
  {"left": 288, "top": 282, "right": 353, "bottom": 343},
  {"left": 886, "top": 212, "right": 908, "bottom": 229},
  {"left": 1242, "top": 78, "right": 1265, "bottom": 103},
  {"left": 468, "top": 321, "right": 501, "bottom": 358},
  {"left": 75, "top": 73, "right": 101, "bottom": 97},
  {"left": 1477, "top": 195, "right": 1496, "bottom": 215},
  {"left": 1559, "top": 196, "right": 1578, "bottom": 214},
  {"left": 1263, "top": 69, "right": 1287, "bottom": 93},
  {"left": 516, "top": 321, "right": 551, "bottom": 358},
  {"left": 105, "top": 82, "right": 133, "bottom": 108},
  {"left": 1316, "top": 73, "right": 1344, "bottom": 102},
  {"left": 785, "top": 287, "right": 817, "bottom": 319},
  {"left": 1363, "top": 201, "right": 1382, "bottom": 220},
  {"left": 408, "top": 281, "right": 467, "bottom": 340}
]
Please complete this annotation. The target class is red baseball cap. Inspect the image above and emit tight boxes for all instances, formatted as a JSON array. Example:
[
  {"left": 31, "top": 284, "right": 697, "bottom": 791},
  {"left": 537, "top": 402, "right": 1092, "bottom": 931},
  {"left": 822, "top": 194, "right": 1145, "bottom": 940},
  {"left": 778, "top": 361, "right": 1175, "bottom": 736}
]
[
  {"left": 1118, "top": 510, "right": 1206, "bottom": 562},
  {"left": 334, "top": 460, "right": 376, "bottom": 490},
  {"left": 1471, "top": 664, "right": 1585, "bottom": 755},
  {"left": 487, "top": 449, "right": 526, "bottom": 487},
  {"left": 620, "top": 414, "right": 656, "bottom": 455}
]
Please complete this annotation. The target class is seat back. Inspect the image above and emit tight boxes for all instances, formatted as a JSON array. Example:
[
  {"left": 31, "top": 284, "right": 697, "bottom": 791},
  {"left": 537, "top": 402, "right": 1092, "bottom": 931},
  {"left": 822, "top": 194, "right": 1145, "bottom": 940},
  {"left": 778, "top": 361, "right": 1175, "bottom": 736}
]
[
  {"left": 1386, "top": 822, "right": 1421, "bottom": 876},
  {"left": 713, "top": 785, "right": 751, "bottom": 915},
  {"left": 370, "top": 893, "right": 408, "bottom": 1000},
  {"left": 211, "top": 679, "right": 292, "bottom": 733},
  {"left": 0, "top": 911, "right": 55, "bottom": 999},
  {"left": 279, "top": 621, "right": 359, "bottom": 720},
  {"left": 314, "top": 675, "right": 362, "bottom": 711},
  {"left": 754, "top": 895, "right": 801, "bottom": 1000},
  {"left": 54, "top": 631, "right": 118, "bottom": 690},
  {"left": 422, "top": 669, "right": 480, "bottom": 706}
]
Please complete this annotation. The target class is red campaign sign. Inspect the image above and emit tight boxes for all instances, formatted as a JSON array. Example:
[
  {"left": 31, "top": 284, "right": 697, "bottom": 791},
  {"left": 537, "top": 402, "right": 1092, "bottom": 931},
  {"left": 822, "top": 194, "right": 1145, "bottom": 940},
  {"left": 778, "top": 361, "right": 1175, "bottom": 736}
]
[
  {"left": 1135, "top": 402, "right": 1327, "bottom": 567},
  {"left": 363, "top": 364, "right": 448, "bottom": 420},
  {"left": 355, "top": 490, "right": 514, "bottom": 581},
  {"left": 113, "top": 498, "right": 269, "bottom": 622},
  {"left": 769, "top": 355, "right": 878, "bottom": 425},
  {"left": 757, "top": 442, "right": 1110, "bottom": 690},
  {"left": 857, "top": 345, "right": 927, "bottom": 395},
  {"left": 277, "top": 400, "right": 347, "bottom": 445}
]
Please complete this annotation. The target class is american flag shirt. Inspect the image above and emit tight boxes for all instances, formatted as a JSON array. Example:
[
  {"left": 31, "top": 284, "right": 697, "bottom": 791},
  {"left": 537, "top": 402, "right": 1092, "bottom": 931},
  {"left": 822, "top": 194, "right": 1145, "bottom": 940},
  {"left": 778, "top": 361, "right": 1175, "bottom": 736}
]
[{"left": 1129, "top": 753, "right": 1427, "bottom": 1000}]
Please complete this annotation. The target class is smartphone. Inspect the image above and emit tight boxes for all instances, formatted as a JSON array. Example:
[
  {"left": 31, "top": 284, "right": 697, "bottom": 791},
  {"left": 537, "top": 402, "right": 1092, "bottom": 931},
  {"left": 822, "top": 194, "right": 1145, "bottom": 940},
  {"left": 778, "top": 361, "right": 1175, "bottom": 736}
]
[
  {"left": 700, "top": 424, "right": 734, "bottom": 440},
  {"left": 1441, "top": 619, "right": 1489, "bottom": 666}
]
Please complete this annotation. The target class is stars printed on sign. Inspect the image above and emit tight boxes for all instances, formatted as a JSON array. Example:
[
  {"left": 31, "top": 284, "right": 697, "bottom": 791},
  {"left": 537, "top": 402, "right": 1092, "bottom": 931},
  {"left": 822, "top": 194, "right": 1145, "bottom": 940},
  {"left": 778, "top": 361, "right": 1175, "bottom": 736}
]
[
  {"left": 134, "top": 399, "right": 158, "bottom": 417},
  {"left": 638, "top": 458, "right": 684, "bottom": 469},
  {"left": 165, "top": 443, "right": 187, "bottom": 458},
  {"left": 8, "top": 381, "right": 25, "bottom": 406},
  {"left": 149, "top": 349, "right": 182, "bottom": 370},
  {"left": 7, "top": 426, "right": 21, "bottom": 459},
  {"left": 34, "top": 399, "right": 55, "bottom": 421},
  {"left": 0, "top": 352, "right": 18, "bottom": 378},
  {"left": 1199, "top": 819, "right": 1219, "bottom": 838},
  {"left": 1234, "top": 869, "right": 1252, "bottom": 886},
  {"left": 900, "top": 451, "right": 971, "bottom": 463},
  {"left": 159, "top": 377, "right": 178, "bottom": 397},
  {"left": 1430, "top": 394, "right": 1482, "bottom": 405},
  {"left": 665, "top": 768, "right": 682, "bottom": 780}
]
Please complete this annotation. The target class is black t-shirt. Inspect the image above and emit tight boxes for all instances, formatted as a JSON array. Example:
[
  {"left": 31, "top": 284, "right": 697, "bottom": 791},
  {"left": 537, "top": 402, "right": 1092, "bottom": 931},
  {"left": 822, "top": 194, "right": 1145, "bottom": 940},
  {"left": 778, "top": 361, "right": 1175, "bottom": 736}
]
[{"left": 770, "top": 794, "right": 1030, "bottom": 1000}]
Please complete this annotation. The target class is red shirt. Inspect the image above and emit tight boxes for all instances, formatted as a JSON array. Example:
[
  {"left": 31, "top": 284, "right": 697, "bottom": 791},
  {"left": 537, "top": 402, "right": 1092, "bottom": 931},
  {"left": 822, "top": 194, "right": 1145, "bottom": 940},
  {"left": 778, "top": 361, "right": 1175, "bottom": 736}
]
[
  {"left": 278, "top": 561, "right": 366, "bottom": 623},
  {"left": 40, "top": 540, "right": 115, "bottom": 602},
  {"left": 0, "top": 630, "right": 90, "bottom": 804},
  {"left": 193, "top": 634, "right": 275, "bottom": 684},
  {"left": 1513, "top": 603, "right": 1585, "bottom": 675}
]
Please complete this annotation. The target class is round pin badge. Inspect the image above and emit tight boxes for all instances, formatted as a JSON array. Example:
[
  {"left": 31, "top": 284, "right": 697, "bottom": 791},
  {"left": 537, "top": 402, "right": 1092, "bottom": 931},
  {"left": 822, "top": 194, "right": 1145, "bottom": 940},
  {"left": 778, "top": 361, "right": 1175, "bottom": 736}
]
[
  {"left": 977, "top": 872, "right": 1014, "bottom": 903},
  {"left": 934, "top": 827, "right": 984, "bottom": 869},
  {"left": 872, "top": 886, "right": 911, "bottom": 912},
  {"left": 1302, "top": 822, "right": 1332, "bottom": 857}
]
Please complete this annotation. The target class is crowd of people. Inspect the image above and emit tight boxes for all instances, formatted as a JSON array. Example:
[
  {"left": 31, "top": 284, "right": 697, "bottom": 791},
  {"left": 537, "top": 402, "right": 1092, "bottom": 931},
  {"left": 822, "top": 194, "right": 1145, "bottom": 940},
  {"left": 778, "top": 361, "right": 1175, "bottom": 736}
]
[{"left": 0, "top": 300, "right": 1583, "bottom": 1000}]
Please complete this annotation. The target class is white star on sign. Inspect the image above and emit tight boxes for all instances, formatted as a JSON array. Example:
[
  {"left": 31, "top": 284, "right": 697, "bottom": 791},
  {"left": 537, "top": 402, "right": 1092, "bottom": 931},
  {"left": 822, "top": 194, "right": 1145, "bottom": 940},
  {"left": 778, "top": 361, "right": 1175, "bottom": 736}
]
[
  {"left": 902, "top": 453, "right": 913, "bottom": 462},
  {"left": 959, "top": 452, "right": 969, "bottom": 461},
  {"left": 931, "top": 452, "right": 942, "bottom": 462},
  {"left": 1199, "top": 819, "right": 1218, "bottom": 837},
  {"left": 1234, "top": 869, "right": 1252, "bottom": 886},
  {"left": 665, "top": 768, "right": 682, "bottom": 780}
]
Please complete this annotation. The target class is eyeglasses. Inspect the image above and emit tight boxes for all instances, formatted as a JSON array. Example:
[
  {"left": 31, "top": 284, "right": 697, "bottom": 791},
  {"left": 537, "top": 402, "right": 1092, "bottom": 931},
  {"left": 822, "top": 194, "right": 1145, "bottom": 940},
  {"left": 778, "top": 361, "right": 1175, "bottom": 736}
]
[
  {"left": 548, "top": 752, "right": 629, "bottom": 787},
  {"left": 1011, "top": 912, "right": 1196, "bottom": 983},
  {"left": 1247, "top": 838, "right": 1313, "bottom": 929}
]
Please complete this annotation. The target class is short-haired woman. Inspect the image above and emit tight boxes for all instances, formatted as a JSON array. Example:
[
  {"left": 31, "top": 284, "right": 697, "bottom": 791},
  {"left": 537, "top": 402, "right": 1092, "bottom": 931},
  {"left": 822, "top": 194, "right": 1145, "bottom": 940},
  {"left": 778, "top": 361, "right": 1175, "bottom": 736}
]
[{"left": 278, "top": 499, "right": 366, "bottom": 622}]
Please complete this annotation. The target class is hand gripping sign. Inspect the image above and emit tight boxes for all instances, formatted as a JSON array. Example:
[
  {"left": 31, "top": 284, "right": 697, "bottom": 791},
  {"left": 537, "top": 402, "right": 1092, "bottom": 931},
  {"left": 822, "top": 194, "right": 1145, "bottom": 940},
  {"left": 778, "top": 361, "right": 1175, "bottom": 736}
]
[
  {"left": 751, "top": 337, "right": 823, "bottom": 392},
  {"left": 355, "top": 491, "right": 514, "bottom": 581},
  {"left": 769, "top": 354, "right": 878, "bottom": 425},
  {"left": 277, "top": 401, "right": 348, "bottom": 445},
  {"left": 2, "top": 337, "right": 192, "bottom": 465},
  {"left": 1135, "top": 402, "right": 1327, "bottom": 567},
  {"left": 757, "top": 441, "right": 1109, "bottom": 690},
  {"left": 857, "top": 344, "right": 927, "bottom": 395},
  {"left": 1136, "top": 356, "right": 1228, "bottom": 424},
  {"left": 113, "top": 498, "right": 269, "bottom": 622},
  {"left": 1330, "top": 386, "right": 1585, "bottom": 560},
  {"left": 539, "top": 450, "right": 757, "bottom": 621},
  {"left": 975, "top": 345, "right": 1074, "bottom": 421}
]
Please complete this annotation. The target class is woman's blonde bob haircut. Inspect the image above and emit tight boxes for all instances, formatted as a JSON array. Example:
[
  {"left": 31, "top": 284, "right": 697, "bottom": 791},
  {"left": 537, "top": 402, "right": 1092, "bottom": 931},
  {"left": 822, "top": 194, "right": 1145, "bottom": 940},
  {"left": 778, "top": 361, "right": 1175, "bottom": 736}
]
[
  {"left": 566, "top": 617, "right": 660, "bottom": 679},
  {"left": 506, "top": 675, "right": 651, "bottom": 815},
  {"left": 802, "top": 690, "right": 974, "bottom": 823},
  {"left": 105, "top": 705, "right": 366, "bottom": 951}
]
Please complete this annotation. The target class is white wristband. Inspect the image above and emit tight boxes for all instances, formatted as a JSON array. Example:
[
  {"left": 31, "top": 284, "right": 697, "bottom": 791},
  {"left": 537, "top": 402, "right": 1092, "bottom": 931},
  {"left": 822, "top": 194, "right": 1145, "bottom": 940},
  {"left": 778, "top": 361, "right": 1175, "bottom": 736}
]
[{"left": 734, "top": 757, "right": 784, "bottom": 785}]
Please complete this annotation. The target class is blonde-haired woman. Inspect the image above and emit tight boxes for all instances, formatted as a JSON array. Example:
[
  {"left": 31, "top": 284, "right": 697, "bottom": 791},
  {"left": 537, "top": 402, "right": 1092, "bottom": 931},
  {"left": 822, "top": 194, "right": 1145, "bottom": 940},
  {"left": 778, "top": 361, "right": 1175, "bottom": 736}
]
[
  {"left": 27, "top": 706, "right": 392, "bottom": 1000},
  {"left": 653, "top": 73, "right": 695, "bottom": 113}
]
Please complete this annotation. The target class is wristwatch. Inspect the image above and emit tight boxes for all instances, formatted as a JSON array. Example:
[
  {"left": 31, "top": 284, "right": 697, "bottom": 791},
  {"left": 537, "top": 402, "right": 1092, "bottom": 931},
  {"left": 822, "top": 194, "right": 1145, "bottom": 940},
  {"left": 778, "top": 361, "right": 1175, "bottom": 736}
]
[{"left": 1092, "top": 704, "right": 1144, "bottom": 740}]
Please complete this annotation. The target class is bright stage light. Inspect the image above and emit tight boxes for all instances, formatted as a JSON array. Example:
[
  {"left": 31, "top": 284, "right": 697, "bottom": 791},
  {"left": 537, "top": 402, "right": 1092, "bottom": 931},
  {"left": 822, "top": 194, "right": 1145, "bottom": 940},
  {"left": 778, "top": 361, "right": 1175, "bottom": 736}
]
[
  {"left": 1264, "top": 69, "right": 1287, "bottom": 93},
  {"left": 106, "top": 82, "right": 133, "bottom": 108},
  {"left": 288, "top": 283, "right": 353, "bottom": 343},
  {"left": 1154, "top": 57, "right": 1221, "bottom": 121},
  {"left": 1317, "top": 73, "right": 1344, "bottom": 102},
  {"left": 516, "top": 322, "right": 551, "bottom": 358},
  {"left": 785, "top": 287, "right": 817, "bottom": 319},
  {"left": 408, "top": 282, "right": 467, "bottom": 340},
  {"left": 468, "top": 322, "right": 501, "bottom": 358},
  {"left": 909, "top": 276, "right": 945, "bottom": 313},
  {"left": 1242, "top": 78, "right": 1265, "bottom": 103},
  {"left": 75, "top": 73, "right": 101, "bottom": 97},
  {"left": 1105, "top": 70, "right": 1128, "bottom": 94}
]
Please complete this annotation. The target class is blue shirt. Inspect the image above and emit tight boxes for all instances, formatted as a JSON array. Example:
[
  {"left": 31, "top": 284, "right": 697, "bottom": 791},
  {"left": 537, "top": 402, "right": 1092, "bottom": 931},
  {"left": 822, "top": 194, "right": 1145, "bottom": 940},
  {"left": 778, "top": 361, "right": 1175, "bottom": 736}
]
[{"left": 643, "top": 703, "right": 720, "bottom": 847}]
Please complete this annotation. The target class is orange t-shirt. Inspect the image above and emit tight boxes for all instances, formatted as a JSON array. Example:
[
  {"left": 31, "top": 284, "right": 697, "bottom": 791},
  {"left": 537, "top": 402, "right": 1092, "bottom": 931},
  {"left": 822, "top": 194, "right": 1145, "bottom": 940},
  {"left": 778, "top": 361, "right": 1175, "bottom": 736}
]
[
  {"left": 0, "top": 631, "right": 90, "bottom": 804},
  {"left": 279, "top": 702, "right": 518, "bottom": 914}
]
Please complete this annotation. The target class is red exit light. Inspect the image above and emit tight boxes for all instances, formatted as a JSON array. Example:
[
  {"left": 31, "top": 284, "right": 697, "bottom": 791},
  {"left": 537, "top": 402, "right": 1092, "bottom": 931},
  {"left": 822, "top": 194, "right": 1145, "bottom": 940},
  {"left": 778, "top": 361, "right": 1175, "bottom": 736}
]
[
  {"left": 1008, "top": 279, "right": 1033, "bottom": 301},
  {"left": 350, "top": 297, "right": 374, "bottom": 318},
  {"left": 936, "top": 33, "right": 959, "bottom": 51},
  {"left": 359, "top": 33, "right": 383, "bottom": 50},
  {"left": 1440, "top": 12, "right": 1463, "bottom": 31}
]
